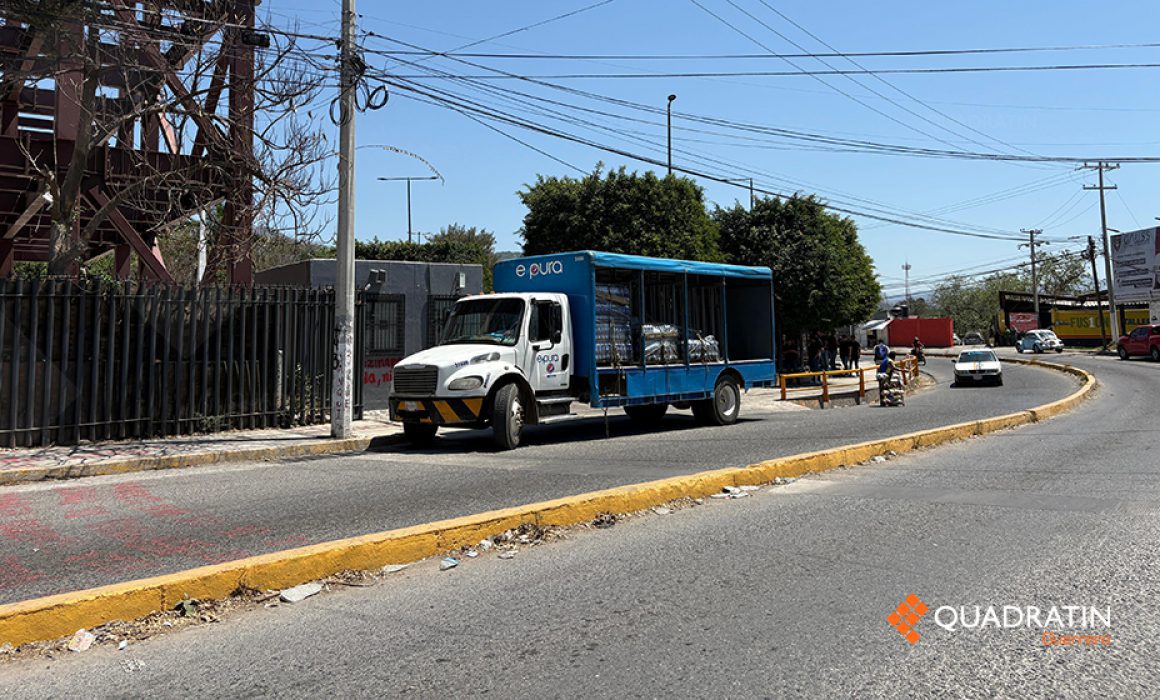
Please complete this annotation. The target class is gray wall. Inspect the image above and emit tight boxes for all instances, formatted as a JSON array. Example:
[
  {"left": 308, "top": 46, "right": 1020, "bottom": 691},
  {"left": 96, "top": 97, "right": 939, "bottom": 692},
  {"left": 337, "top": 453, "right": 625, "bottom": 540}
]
[{"left": 255, "top": 259, "right": 484, "bottom": 409}]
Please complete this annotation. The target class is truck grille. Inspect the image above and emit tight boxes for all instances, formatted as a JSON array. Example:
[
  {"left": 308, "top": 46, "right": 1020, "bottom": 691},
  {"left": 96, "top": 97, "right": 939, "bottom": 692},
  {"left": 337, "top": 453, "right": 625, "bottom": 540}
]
[{"left": 392, "top": 365, "right": 438, "bottom": 395}]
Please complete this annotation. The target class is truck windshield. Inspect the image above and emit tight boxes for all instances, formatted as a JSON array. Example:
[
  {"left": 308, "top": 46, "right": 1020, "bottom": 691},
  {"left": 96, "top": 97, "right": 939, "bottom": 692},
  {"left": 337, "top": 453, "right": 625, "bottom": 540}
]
[{"left": 440, "top": 298, "right": 525, "bottom": 346}]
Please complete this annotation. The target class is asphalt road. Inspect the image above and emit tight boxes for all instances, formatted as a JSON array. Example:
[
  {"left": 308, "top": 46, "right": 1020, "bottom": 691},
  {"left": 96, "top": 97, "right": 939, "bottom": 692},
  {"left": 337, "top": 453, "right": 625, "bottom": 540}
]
[
  {"left": 2, "top": 353, "right": 1156, "bottom": 696},
  {"left": 0, "top": 359, "right": 1077, "bottom": 604}
]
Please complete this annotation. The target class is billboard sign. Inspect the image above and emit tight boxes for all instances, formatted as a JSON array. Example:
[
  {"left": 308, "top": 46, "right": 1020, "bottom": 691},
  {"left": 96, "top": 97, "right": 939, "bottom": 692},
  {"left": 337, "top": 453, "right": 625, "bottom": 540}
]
[{"left": 1110, "top": 227, "right": 1160, "bottom": 303}]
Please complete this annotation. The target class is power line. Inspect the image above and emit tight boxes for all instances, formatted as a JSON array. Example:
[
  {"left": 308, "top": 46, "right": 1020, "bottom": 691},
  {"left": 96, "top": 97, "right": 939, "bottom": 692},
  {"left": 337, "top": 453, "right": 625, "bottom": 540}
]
[
  {"left": 385, "top": 61, "right": 1160, "bottom": 79},
  {"left": 375, "top": 41, "right": 1160, "bottom": 60},
  {"left": 688, "top": 0, "right": 976, "bottom": 153},
  {"left": 752, "top": 0, "right": 1037, "bottom": 159}
]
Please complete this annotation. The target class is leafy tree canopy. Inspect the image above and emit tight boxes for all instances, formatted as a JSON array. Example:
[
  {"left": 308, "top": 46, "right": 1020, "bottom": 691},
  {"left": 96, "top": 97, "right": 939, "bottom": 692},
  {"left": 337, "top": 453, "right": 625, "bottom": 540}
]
[
  {"left": 715, "top": 195, "right": 880, "bottom": 336},
  {"left": 518, "top": 164, "right": 721, "bottom": 261},
  {"left": 928, "top": 251, "right": 1090, "bottom": 335}
]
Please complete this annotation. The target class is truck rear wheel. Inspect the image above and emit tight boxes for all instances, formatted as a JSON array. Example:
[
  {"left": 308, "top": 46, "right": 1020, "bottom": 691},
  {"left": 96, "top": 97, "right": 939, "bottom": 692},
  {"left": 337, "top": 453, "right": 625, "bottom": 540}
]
[
  {"left": 491, "top": 383, "right": 524, "bottom": 450},
  {"left": 624, "top": 403, "right": 668, "bottom": 425},
  {"left": 693, "top": 376, "right": 741, "bottom": 426},
  {"left": 403, "top": 422, "right": 438, "bottom": 446}
]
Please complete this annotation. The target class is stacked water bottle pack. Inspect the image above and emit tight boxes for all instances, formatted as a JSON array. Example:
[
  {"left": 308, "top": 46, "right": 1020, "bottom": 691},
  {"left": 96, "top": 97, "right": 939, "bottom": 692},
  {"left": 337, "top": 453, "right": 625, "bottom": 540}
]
[
  {"left": 595, "top": 283, "right": 634, "bottom": 365},
  {"left": 642, "top": 323, "right": 680, "bottom": 364},
  {"left": 687, "top": 334, "right": 721, "bottom": 362}
]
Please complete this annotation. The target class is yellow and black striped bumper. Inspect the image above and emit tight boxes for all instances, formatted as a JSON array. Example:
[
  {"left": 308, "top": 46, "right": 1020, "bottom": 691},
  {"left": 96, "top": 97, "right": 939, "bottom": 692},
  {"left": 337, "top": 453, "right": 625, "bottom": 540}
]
[{"left": 391, "top": 397, "right": 484, "bottom": 425}]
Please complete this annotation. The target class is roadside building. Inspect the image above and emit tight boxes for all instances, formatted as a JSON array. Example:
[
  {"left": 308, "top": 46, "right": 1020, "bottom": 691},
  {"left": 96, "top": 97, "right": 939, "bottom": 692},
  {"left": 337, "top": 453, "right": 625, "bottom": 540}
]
[{"left": 255, "top": 259, "right": 483, "bottom": 408}]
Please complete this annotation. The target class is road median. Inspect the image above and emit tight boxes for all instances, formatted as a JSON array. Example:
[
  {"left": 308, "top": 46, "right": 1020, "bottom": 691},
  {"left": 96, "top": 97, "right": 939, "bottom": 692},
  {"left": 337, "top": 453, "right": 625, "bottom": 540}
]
[{"left": 0, "top": 356, "right": 1095, "bottom": 648}]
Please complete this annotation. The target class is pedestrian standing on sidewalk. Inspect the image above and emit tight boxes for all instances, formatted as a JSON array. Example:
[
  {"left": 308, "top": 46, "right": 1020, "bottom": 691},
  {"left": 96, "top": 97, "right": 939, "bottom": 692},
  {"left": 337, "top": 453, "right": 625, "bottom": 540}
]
[
  {"left": 874, "top": 338, "right": 889, "bottom": 363},
  {"left": 838, "top": 335, "right": 854, "bottom": 370},
  {"left": 825, "top": 333, "right": 839, "bottom": 370},
  {"left": 850, "top": 336, "right": 862, "bottom": 368}
]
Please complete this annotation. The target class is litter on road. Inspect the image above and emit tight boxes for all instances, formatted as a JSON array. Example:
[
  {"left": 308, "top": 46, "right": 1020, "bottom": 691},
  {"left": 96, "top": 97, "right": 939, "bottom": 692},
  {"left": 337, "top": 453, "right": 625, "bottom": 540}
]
[
  {"left": 498, "top": 551, "right": 516, "bottom": 560},
  {"left": 440, "top": 557, "right": 460, "bottom": 571},
  {"left": 279, "top": 583, "right": 324, "bottom": 603},
  {"left": 384, "top": 564, "right": 409, "bottom": 574},
  {"left": 66, "top": 629, "right": 95, "bottom": 653}
]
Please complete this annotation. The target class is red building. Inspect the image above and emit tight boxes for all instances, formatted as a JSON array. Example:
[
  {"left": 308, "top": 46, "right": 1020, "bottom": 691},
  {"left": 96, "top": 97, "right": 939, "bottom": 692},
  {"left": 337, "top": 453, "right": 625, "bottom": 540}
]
[{"left": 887, "top": 317, "right": 956, "bottom": 348}]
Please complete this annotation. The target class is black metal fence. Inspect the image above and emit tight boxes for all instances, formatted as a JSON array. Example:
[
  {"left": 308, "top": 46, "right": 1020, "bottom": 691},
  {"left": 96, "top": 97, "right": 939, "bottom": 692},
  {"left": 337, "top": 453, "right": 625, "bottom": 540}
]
[{"left": 0, "top": 278, "right": 364, "bottom": 447}]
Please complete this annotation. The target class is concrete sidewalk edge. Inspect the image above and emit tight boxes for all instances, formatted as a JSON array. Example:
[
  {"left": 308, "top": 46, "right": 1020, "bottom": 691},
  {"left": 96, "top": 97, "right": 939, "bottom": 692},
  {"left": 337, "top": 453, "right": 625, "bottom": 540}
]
[
  {"left": 0, "top": 433, "right": 407, "bottom": 486},
  {"left": 0, "top": 358, "right": 1095, "bottom": 648}
]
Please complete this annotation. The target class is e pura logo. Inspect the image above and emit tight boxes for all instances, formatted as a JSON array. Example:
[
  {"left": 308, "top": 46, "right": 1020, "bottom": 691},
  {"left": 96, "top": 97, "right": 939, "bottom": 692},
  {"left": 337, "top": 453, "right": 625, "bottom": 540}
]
[{"left": 887, "top": 594, "right": 929, "bottom": 645}]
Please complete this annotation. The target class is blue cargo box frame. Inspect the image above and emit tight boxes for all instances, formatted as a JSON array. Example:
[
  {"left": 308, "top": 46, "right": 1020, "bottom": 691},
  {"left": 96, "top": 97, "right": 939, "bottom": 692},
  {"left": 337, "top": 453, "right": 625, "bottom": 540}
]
[{"left": 493, "top": 251, "right": 777, "bottom": 409}]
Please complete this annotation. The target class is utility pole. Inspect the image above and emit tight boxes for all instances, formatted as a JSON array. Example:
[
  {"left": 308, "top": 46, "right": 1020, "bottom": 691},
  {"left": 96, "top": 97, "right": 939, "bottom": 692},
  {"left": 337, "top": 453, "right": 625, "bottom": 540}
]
[
  {"left": 1086, "top": 236, "right": 1109, "bottom": 348},
  {"left": 1020, "top": 228, "right": 1046, "bottom": 316},
  {"left": 666, "top": 94, "right": 676, "bottom": 175},
  {"left": 1082, "top": 161, "right": 1121, "bottom": 342},
  {"left": 901, "top": 261, "right": 912, "bottom": 302},
  {"left": 332, "top": 0, "right": 357, "bottom": 439}
]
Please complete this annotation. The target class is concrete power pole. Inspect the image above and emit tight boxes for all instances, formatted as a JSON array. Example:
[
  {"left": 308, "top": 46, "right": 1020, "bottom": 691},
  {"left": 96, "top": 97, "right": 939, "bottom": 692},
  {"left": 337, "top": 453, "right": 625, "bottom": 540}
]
[
  {"left": 1083, "top": 162, "right": 1121, "bottom": 343},
  {"left": 1020, "top": 229, "right": 1045, "bottom": 316},
  {"left": 901, "top": 262, "right": 911, "bottom": 302},
  {"left": 1086, "top": 236, "right": 1109, "bottom": 348},
  {"left": 332, "top": 0, "right": 357, "bottom": 439}
]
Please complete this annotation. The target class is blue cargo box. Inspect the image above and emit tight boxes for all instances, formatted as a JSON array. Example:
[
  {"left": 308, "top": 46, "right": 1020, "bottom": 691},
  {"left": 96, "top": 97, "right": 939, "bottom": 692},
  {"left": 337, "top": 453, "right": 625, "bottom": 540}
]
[{"left": 493, "top": 251, "right": 777, "bottom": 408}]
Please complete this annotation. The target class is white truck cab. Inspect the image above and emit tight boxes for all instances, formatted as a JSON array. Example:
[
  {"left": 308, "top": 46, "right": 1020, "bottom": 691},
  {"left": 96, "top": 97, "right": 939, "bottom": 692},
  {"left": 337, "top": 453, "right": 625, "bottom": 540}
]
[{"left": 389, "top": 293, "right": 573, "bottom": 448}]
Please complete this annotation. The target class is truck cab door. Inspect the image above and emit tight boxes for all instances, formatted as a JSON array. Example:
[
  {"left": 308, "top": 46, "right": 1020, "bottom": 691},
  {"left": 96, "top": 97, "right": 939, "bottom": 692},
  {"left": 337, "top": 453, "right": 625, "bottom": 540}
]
[{"left": 527, "top": 298, "right": 571, "bottom": 393}]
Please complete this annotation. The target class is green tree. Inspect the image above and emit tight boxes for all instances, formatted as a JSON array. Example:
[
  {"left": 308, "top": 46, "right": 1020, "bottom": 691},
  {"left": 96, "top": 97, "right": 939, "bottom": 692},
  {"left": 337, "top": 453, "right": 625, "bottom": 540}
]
[
  {"left": 927, "top": 251, "right": 1089, "bottom": 335},
  {"left": 426, "top": 224, "right": 498, "bottom": 291},
  {"left": 715, "top": 195, "right": 880, "bottom": 337},
  {"left": 518, "top": 165, "right": 721, "bottom": 261}
]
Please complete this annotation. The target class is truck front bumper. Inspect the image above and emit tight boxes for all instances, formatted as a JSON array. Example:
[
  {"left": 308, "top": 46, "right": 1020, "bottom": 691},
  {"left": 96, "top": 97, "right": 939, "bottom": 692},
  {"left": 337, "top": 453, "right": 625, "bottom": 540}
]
[{"left": 390, "top": 397, "right": 485, "bottom": 425}]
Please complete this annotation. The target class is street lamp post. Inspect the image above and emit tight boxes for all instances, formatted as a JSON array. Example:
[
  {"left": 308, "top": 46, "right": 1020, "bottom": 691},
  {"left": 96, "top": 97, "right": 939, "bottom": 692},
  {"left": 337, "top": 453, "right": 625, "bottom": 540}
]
[
  {"left": 666, "top": 94, "right": 677, "bottom": 176},
  {"left": 377, "top": 176, "right": 439, "bottom": 244},
  {"left": 724, "top": 178, "right": 755, "bottom": 210}
]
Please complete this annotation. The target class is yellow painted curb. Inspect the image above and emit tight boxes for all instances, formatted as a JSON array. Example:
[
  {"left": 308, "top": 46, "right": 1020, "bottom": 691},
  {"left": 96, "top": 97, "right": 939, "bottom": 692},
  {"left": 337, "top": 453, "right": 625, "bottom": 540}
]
[{"left": 0, "top": 358, "right": 1095, "bottom": 647}]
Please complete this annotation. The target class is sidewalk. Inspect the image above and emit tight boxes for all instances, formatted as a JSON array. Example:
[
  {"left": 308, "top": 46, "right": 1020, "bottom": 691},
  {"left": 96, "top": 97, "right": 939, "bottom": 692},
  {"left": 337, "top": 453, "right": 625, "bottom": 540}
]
[
  {"left": 0, "top": 379, "right": 884, "bottom": 486},
  {"left": 0, "top": 418, "right": 403, "bottom": 485}
]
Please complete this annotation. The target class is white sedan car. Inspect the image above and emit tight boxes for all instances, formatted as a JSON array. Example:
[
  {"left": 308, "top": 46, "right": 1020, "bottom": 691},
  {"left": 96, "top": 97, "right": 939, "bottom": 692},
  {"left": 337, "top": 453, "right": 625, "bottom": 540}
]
[
  {"left": 1016, "top": 329, "right": 1064, "bottom": 354},
  {"left": 953, "top": 349, "right": 1003, "bottom": 386}
]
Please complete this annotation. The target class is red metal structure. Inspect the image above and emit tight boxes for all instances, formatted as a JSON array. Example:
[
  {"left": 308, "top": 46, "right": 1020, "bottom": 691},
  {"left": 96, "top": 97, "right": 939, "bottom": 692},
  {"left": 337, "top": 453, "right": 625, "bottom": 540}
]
[{"left": 0, "top": 1, "right": 257, "bottom": 283}]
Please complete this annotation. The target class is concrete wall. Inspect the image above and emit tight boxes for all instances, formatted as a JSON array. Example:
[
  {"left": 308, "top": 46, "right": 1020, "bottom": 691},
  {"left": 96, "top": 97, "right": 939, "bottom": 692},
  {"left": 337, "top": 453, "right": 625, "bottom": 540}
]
[{"left": 255, "top": 259, "right": 484, "bottom": 409}]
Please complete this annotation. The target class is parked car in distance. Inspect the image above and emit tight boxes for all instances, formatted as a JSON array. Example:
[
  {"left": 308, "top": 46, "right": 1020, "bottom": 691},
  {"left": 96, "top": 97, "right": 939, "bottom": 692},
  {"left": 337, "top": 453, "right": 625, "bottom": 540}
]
[
  {"left": 953, "top": 333, "right": 963, "bottom": 346},
  {"left": 1016, "top": 329, "right": 1063, "bottom": 354},
  {"left": 1117, "top": 324, "right": 1160, "bottom": 361},
  {"left": 953, "top": 349, "right": 1003, "bottom": 386},
  {"left": 962, "top": 331, "right": 986, "bottom": 345}
]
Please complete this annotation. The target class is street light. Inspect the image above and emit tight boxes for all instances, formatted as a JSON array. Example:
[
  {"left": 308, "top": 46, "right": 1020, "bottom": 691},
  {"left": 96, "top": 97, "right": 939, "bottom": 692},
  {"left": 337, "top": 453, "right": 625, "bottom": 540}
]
[
  {"left": 377, "top": 176, "right": 440, "bottom": 244},
  {"left": 666, "top": 94, "right": 677, "bottom": 176},
  {"left": 724, "top": 177, "right": 755, "bottom": 210}
]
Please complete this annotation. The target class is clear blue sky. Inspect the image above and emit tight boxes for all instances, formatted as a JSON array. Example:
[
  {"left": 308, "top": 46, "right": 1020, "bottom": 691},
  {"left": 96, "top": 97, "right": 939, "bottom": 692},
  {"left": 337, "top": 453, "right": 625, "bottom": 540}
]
[{"left": 273, "top": 0, "right": 1160, "bottom": 300}]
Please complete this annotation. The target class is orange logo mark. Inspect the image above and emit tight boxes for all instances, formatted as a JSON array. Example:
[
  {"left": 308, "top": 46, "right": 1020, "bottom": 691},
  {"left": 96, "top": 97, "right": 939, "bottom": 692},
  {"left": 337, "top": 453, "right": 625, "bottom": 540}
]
[{"left": 887, "top": 594, "right": 929, "bottom": 645}]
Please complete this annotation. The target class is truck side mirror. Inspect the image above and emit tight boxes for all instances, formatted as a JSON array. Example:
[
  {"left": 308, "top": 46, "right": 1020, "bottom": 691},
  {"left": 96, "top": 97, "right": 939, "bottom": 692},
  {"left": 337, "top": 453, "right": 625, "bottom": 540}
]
[{"left": 552, "top": 329, "right": 562, "bottom": 344}]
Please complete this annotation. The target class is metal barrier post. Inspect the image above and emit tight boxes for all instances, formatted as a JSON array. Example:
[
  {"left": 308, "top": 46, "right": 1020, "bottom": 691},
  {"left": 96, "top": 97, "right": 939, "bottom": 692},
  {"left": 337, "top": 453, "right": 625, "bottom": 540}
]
[
  {"left": 780, "top": 374, "right": 787, "bottom": 401},
  {"left": 858, "top": 368, "right": 865, "bottom": 400},
  {"left": 821, "top": 371, "right": 829, "bottom": 405}
]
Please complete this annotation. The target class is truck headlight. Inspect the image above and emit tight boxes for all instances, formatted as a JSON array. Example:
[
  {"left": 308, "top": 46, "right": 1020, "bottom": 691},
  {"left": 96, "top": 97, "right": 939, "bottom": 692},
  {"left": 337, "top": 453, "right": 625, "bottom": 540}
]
[
  {"left": 448, "top": 376, "right": 484, "bottom": 391},
  {"left": 470, "top": 352, "right": 500, "bottom": 364}
]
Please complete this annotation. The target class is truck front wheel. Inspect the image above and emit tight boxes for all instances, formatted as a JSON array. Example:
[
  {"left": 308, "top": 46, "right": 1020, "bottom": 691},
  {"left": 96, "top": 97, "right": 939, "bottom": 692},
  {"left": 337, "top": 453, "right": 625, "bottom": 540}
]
[
  {"left": 693, "top": 376, "right": 741, "bottom": 426},
  {"left": 403, "top": 422, "right": 438, "bottom": 446},
  {"left": 491, "top": 383, "right": 525, "bottom": 450}
]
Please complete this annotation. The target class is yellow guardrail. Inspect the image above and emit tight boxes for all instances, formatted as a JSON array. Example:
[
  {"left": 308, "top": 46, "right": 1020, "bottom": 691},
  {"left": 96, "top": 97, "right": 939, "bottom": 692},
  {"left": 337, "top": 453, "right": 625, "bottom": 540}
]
[{"left": 779, "top": 355, "right": 920, "bottom": 403}]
